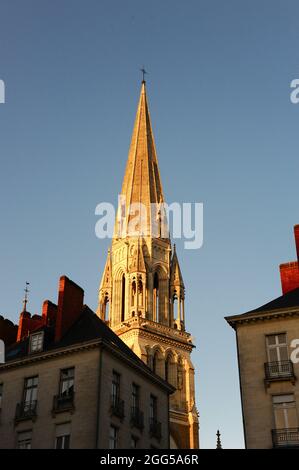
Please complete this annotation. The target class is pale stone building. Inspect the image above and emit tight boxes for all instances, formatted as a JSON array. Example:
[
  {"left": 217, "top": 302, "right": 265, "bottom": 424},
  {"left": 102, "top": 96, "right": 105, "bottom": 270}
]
[
  {"left": 0, "top": 276, "right": 174, "bottom": 449},
  {"left": 97, "top": 80, "right": 199, "bottom": 448},
  {"left": 226, "top": 225, "right": 299, "bottom": 449}
]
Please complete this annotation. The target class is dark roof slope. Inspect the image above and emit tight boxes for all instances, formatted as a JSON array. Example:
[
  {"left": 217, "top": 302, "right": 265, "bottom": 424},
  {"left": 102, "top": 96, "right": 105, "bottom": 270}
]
[
  {"left": 4, "top": 306, "right": 161, "bottom": 386},
  {"left": 53, "top": 305, "right": 147, "bottom": 369},
  {"left": 226, "top": 287, "right": 299, "bottom": 328},
  {"left": 245, "top": 286, "right": 299, "bottom": 315}
]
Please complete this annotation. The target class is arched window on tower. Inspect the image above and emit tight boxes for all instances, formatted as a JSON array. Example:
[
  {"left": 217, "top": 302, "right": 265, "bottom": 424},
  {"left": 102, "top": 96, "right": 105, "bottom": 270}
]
[
  {"left": 152, "top": 349, "right": 164, "bottom": 378},
  {"left": 153, "top": 272, "right": 159, "bottom": 322},
  {"left": 173, "top": 291, "right": 178, "bottom": 326},
  {"left": 121, "top": 274, "right": 126, "bottom": 322},
  {"left": 165, "top": 354, "right": 170, "bottom": 381},
  {"left": 138, "top": 278, "right": 143, "bottom": 306},
  {"left": 153, "top": 351, "right": 157, "bottom": 374},
  {"left": 103, "top": 294, "right": 109, "bottom": 322},
  {"left": 165, "top": 353, "right": 176, "bottom": 386},
  {"left": 131, "top": 279, "right": 136, "bottom": 307}
]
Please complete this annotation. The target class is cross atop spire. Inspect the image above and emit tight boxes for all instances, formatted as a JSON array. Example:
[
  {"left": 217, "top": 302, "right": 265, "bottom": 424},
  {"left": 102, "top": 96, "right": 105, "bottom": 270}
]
[
  {"left": 140, "top": 66, "right": 147, "bottom": 83},
  {"left": 22, "top": 281, "right": 30, "bottom": 312}
]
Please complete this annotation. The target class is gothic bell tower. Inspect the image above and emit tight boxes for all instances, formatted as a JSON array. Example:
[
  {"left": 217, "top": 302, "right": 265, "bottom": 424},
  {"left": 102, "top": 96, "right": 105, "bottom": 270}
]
[{"left": 97, "top": 80, "right": 199, "bottom": 449}]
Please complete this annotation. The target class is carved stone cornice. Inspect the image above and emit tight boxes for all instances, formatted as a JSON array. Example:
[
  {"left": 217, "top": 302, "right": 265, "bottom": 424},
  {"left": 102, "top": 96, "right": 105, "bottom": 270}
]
[
  {"left": 113, "top": 317, "right": 195, "bottom": 352},
  {"left": 226, "top": 307, "right": 299, "bottom": 330}
]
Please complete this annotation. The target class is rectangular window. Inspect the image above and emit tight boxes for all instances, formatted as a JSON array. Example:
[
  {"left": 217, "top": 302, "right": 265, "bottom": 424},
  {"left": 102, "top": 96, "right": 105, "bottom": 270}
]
[
  {"left": 23, "top": 377, "right": 38, "bottom": 407},
  {"left": 0, "top": 383, "right": 3, "bottom": 409},
  {"left": 109, "top": 425, "right": 118, "bottom": 449},
  {"left": 59, "top": 368, "right": 74, "bottom": 397},
  {"left": 266, "top": 333, "right": 289, "bottom": 363},
  {"left": 273, "top": 394, "right": 298, "bottom": 429},
  {"left": 150, "top": 395, "right": 157, "bottom": 421},
  {"left": 17, "top": 430, "right": 32, "bottom": 449},
  {"left": 111, "top": 371, "right": 120, "bottom": 406},
  {"left": 29, "top": 332, "right": 44, "bottom": 354},
  {"left": 132, "top": 383, "right": 140, "bottom": 410},
  {"left": 131, "top": 435, "right": 139, "bottom": 448},
  {"left": 55, "top": 423, "right": 71, "bottom": 449}
]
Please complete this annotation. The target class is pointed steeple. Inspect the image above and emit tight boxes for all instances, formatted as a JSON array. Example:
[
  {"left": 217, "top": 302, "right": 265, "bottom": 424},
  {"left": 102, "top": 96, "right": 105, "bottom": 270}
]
[
  {"left": 130, "top": 239, "right": 146, "bottom": 273},
  {"left": 115, "top": 81, "right": 167, "bottom": 239},
  {"left": 170, "top": 244, "right": 185, "bottom": 289},
  {"left": 99, "top": 249, "right": 112, "bottom": 291},
  {"left": 216, "top": 430, "right": 222, "bottom": 449},
  {"left": 97, "top": 249, "right": 112, "bottom": 320}
]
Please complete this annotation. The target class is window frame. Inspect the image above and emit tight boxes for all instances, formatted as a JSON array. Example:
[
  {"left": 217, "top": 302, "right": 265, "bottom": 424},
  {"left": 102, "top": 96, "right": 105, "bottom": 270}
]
[
  {"left": 17, "top": 430, "right": 32, "bottom": 449},
  {"left": 266, "top": 333, "right": 289, "bottom": 363},
  {"left": 131, "top": 435, "right": 139, "bottom": 449},
  {"left": 29, "top": 331, "right": 44, "bottom": 354},
  {"left": 59, "top": 367, "right": 75, "bottom": 397},
  {"left": 109, "top": 425, "right": 118, "bottom": 449},
  {"left": 150, "top": 394, "right": 158, "bottom": 421},
  {"left": 0, "top": 383, "right": 3, "bottom": 410},
  {"left": 272, "top": 394, "right": 298, "bottom": 429},
  {"left": 23, "top": 376, "right": 38, "bottom": 405},
  {"left": 111, "top": 370, "right": 121, "bottom": 405},
  {"left": 132, "top": 383, "right": 140, "bottom": 410}
]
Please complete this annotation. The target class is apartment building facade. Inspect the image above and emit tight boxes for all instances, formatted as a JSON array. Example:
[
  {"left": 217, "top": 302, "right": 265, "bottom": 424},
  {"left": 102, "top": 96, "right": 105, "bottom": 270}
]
[
  {"left": 226, "top": 225, "right": 299, "bottom": 449},
  {"left": 0, "top": 275, "right": 174, "bottom": 449}
]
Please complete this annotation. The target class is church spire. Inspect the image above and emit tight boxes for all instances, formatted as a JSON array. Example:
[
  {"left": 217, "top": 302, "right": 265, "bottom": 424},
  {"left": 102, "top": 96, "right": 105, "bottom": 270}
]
[
  {"left": 97, "top": 81, "right": 199, "bottom": 448},
  {"left": 115, "top": 81, "right": 167, "bottom": 239}
]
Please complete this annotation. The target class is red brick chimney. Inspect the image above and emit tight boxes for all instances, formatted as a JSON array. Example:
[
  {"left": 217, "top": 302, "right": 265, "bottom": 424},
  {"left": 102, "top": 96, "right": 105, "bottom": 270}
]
[
  {"left": 279, "top": 225, "right": 299, "bottom": 295},
  {"left": 0, "top": 316, "right": 18, "bottom": 346},
  {"left": 42, "top": 300, "right": 58, "bottom": 327},
  {"left": 280, "top": 262, "right": 299, "bottom": 295},
  {"left": 294, "top": 225, "right": 299, "bottom": 261},
  {"left": 55, "top": 276, "right": 84, "bottom": 342},
  {"left": 17, "top": 312, "right": 44, "bottom": 342}
]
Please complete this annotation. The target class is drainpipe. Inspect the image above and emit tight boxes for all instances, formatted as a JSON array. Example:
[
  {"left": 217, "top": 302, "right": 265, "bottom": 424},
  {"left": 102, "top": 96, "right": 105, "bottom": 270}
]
[{"left": 95, "top": 345, "right": 103, "bottom": 449}]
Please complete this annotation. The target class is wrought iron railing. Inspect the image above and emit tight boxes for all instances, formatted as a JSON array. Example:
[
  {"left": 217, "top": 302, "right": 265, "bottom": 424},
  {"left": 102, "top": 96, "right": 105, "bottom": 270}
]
[
  {"left": 272, "top": 428, "right": 299, "bottom": 448},
  {"left": 52, "top": 392, "right": 75, "bottom": 413},
  {"left": 149, "top": 418, "right": 162, "bottom": 440},
  {"left": 264, "top": 360, "right": 295, "bottom": 381},
  {"left": 130, "top": 406, "right": 144, "bottom": 430},
  {"left": 15, "top": 400, "right": 37, "bottom": 422},
  {"left": 110, "top": 396, "right": 125, "bottom": 419}
]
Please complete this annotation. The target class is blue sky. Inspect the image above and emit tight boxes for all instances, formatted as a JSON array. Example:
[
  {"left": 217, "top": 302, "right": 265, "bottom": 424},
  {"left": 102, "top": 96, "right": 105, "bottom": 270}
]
[{"left": 0, "top": 0, "right": 299, "bottom": 448}]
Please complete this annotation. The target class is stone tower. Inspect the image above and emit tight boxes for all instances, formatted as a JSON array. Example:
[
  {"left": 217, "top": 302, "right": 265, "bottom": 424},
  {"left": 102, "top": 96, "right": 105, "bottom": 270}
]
[{"left": 97, "top": 81, "right": 199, "bottom": 449}]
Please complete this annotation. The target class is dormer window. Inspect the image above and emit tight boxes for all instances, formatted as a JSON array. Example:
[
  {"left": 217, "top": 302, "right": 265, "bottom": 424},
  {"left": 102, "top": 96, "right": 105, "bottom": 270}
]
[{"left": 29, "top": 332, "right": 44, "bottom": 354}]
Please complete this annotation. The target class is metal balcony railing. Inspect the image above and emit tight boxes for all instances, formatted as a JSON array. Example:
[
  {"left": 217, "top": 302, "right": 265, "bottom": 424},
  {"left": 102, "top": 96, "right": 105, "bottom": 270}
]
[
  {"left": 272, "top": 428, "right": 299, "bottom": 448},
  {"left": 15, "top": 400, "right": 37, "bottom": 422},
  {"left": 110, "top": 396, "right": 125, "bottom": 419},
  {"left": 264, "top": 360, "right": 295, "bottom": 382},
  {"left": 130, "top": 406, "right": 144, "bottom": 430},
  {"left": 149, "top": 418, "right": 162, "bottom": 440},
  {"left": 52, "top": 392, "right": 75, "bottom": 414}
]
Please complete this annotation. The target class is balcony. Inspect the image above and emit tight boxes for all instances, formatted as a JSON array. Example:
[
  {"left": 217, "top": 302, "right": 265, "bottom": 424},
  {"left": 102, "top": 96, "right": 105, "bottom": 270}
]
[
  {"left": 130, "top": 406, "right": 144, "bottom": 431},
  {"left": 272, "top": 428, "right": 299, "bottom": 448},
  {"left": 15, "top": 400, "right": 37, "bottom": 423},
  {"left": 149, "top": 418, "right": 162, "bottom": 440},
  {"left": 110, "top": 396, "right": 125, "bottom": 420},
  {"left": 52, "top": 392, "right": 75, "bottom": 415},
  {"left": 264, "top": 360, "right": 296, "bottom": 385}
]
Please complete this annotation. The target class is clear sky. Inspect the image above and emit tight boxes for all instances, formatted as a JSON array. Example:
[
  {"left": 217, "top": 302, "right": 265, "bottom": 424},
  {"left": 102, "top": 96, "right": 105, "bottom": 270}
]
[{"left": 0, "top": 0, "right": 299, "bottom": 449}]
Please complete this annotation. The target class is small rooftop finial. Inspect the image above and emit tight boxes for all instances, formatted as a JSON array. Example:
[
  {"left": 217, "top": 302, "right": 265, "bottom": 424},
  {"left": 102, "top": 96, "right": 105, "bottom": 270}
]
[
  {"left": 140, "top": 66, "right": 147, "bottom": 83},
  {"left": 216, "top": 430, "right": 222, "bottom": 449},
  {"left": 22, "top": 281, "right": 30, "bottom": 312}
]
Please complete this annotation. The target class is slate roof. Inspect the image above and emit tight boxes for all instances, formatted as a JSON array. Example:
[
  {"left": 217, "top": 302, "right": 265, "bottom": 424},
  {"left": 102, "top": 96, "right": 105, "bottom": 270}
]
[
  {"left": 245, "top": 286, "right": 299, "bottom": 315},
  {"left": 4, "top": 306, "right": 174, "bottom": 392},
  {"left": 226, "top": 287, "right": 299, "bottom": 327}
]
